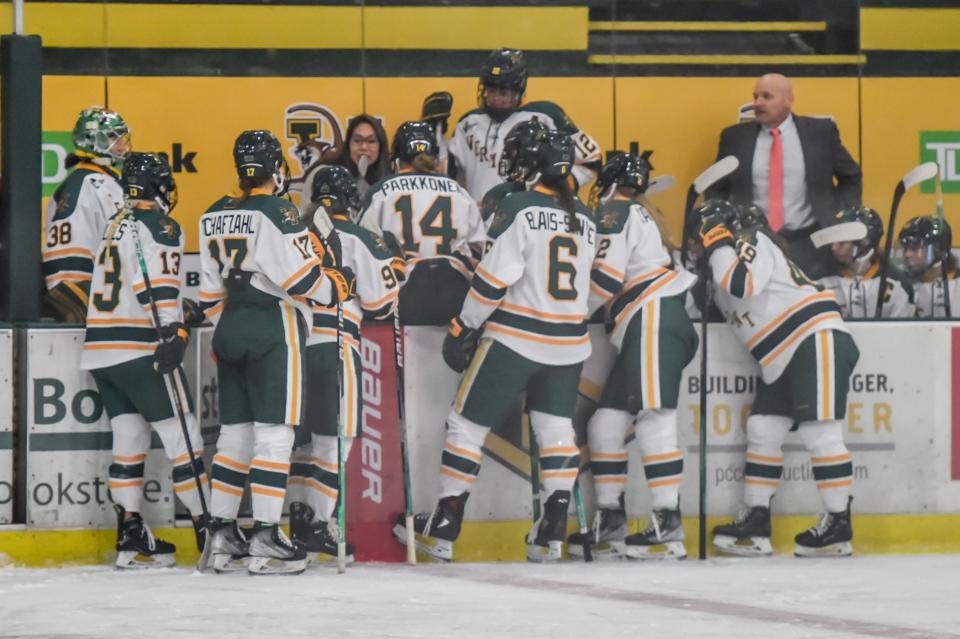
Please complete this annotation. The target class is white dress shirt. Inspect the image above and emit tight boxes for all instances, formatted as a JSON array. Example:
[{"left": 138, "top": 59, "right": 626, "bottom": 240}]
[{"left": 751, "top": 114, "right": 815, "bottom": 231}]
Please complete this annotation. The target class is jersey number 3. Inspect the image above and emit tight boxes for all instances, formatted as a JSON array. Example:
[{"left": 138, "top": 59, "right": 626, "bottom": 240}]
[{"left": 548, "top": 236, "right": 578, "bottom": 300}]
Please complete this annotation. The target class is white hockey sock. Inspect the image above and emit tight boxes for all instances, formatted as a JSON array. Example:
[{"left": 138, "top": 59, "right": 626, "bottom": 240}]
[
  {"left": 587, "top": 408, "right": 631, "bottom": 508},
  {"left": 210, "top": 422, "right": 253, "bottom": 520},
  {"left": 303, "top": 435, "right": 354, "bottom": 522},
  {"left": 108, "top": 413, "right": 152, "bottom": 514},
  {"left": 439, "top": 411, "right": 489, "bottom": 497},
  {"left": 531, "top": 411, "right": 579, "bottom": 499},
  {"left": 743, "top": 415, "right": 793, "bottom": 508},
  {"left": 152, "top": 413, "right": 209, "bottom": 518},
  {"left": 799, "top": 420, "right": 853, "bottom": 513},
  {"left": 635, "top": 408, "right": 683, "bottom": 510},
  {"left": 249, "top": 422, "right": 295, "bottom": 524}
]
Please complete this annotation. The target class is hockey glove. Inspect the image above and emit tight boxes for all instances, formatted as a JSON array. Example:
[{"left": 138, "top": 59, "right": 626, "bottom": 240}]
[
  {"left": 422, "top": 91, "right": 453, "bottom": 134},
  {"left": 182, "top": 297, "right": 206, "bottom": 327},
  {"left": 698, "top": 215, "right": 735, "bottom": 256},
  {"left": 442, "top": 316, "right": 481, "bottom": 373},
  {"left": 325, "top": 266, "right": 356, "bottom": 304},
  {"left": 154, "top": 323, "right": 189, "bottom": 374}
]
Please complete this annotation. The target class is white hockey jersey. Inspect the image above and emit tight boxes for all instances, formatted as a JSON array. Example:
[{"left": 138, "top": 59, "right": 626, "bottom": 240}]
[
  {"left": 590, "top": 198, "right": 697, "bottom": 349},
  {"left": 818, "top": 263, "right": 915, "bottom": 319},
  {"left": 80, "top": 204, "right": 184, "bottom": 370},
  {"left": 461, "top": 187, "right": 597, "bottom": 366},
  {"left": 43, "top": 163, "right": 124, "bottom": 292},
  {"left": 709, "top": 230, "right": 848, "bottom": 383},
  {"left": 198, "top": 191, "right": 334, "bottom": 327},
  {"left": 306, "top": 214, "right": 401, "bottom": 349},
  {"left": 911, "top": 272, "right": 960, "bottom": 318},
  {"left": 358, "top": 170, "right": 484, "bottom": 279},
  {"left": 448, "top": 101, "right": 601, "bottom": 202}
]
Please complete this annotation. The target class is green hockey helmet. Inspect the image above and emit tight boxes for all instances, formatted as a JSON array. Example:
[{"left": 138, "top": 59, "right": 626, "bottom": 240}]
[
  {"left": 391, "top": 121, "right": 438, "bottom": 165},
  {"left": 73, "top": 106, "right": 131, "bottom": 164},
  {"left": 310, "top": 165, "right": 360, "bottom": 217}
]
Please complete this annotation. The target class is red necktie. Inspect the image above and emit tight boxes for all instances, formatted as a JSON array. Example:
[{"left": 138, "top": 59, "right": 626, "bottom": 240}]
[{"left": 768, "top": 127, "right": 784, "bottom": 231}]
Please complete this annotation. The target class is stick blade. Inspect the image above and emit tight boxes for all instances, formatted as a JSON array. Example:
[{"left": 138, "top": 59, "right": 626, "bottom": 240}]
[
  {"left": 645, "top": 174, "right": 676, "bottom": 196},
  {"left": 693, "top": 155, "right": 739, "bottom": 195},
  {"left": 810, "top": 221, "right": 868, "bottom": 248},
  {"left": 312, "top": 207, "right": 335, "bottom": 238},
  {"left": 902, "top": 161, "right": 939, "bottom": 191}
]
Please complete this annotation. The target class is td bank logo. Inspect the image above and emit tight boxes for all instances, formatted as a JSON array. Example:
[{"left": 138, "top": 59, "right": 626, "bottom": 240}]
[{"left": 920, "top": 131, "right": 960, "bottom": 194}]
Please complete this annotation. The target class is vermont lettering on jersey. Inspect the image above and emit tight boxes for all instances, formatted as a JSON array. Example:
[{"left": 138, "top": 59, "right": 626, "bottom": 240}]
[{"left": 200, "top": 212, "right": 255, "bottom": 236}]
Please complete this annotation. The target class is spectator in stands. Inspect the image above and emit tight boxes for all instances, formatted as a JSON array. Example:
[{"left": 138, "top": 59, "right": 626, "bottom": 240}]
[
  {"left": 706, "top": 73, "right": 862, "bottom": 277},
  {"left": 334, "top": 115, "right": 389, "bottom": 201}
]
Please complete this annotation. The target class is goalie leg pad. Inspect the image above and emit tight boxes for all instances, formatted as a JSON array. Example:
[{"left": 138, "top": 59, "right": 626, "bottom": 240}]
[
  {"left": 152, "top": 413, "right": 209, "bottom": 518},
  {"left": 799, "top": 420, "right": 853, "bottom": 513},
  {"left": 211, "top": 422, "right": 254, "bottom": 520},
  {"left": 249, "top": 422, "right": 295, "bottom": 524},
  {"left": 587, "top": 408, "right": 631, "bottom": 508},
  {"left": 439, "top": 410, "right": 489, "bottom": 497},
  {"left": 635, "top": 408, "right": 683, "bottom": 510},
  {"left": 108, "top": 413, "right": 152, "bottom": 514},
  {"left": 743, "top": 414, "right": 792, "bottom": 508},
  {"left": 531, "top": 411, "right": 580, "bottom": 498}
]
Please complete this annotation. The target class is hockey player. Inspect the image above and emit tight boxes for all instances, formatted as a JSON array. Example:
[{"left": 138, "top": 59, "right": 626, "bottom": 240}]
[
  {"left": 567, "top": 152, "right": 699, "bottom": 560},
  {"left": 447, "top": 48, "right": 601, "bottom": 202},
  {"left": 43, "top": 107, "right": 130, "bottom": 322},
  {"left": 80, "top": 152, "right": 209, "bottom": 569},
  {"left": 479, "top": 119, "right": 549, "bottom": 228},
  {"left": 359, "top": 121, "right": 484, "bottom": 325},
  {"left": 198, "top": 130, "right": 353, "bottom": 575},
  {"left": 393, "top": 130, "right": 597, "bottom": 562},
  {"left": 691, "top": 200, "right": 859, "bottom": 557},
  {"left": 287, "top": 166, "right": 402, "bottom": 563},
  {"left": 818, "top": 207, "right": 915, "bottom": 319},
  {"left": 898, "top": 216, "right": 959, "bottom": 318}
]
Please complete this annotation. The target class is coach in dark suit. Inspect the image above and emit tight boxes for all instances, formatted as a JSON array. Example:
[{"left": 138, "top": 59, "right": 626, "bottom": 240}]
[{"left": 707, "top": 73, "right": 862, "bottom": 277}]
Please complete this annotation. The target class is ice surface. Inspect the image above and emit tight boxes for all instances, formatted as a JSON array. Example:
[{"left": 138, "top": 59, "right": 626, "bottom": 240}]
[{"left": 1, "top": 556, "right": 958, "bottom": 638}]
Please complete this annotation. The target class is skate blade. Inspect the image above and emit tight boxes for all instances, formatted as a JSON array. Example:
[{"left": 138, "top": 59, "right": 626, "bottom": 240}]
[
  {"left": 115, "top": 551, "right": 176, "bottom": 570},
  {"left": 568, "top": 540, "right": 626, "bottom": 560},
  {"left": 247, "top": 556, "right": 308, "bottom": 575},
  {"left": 307, "top": 550, "right": 356, "bottom": 567},
  {"left": 625, "top": 541, "right": 687, "bottom": 560},
  {"left": 212, "top": 553, "right": 250, "bottom": 573},
  {"left": 712, "top": 534, "right": 773, "bottom": 557},
  {"left": 794, "top": 541, "right": 852, "bottom": 558},
  {"left": 392, "top": 523, "right": 453, "bottom": 562},
  {"left": 527, "top": 541, "right": 563, "bottom": 563}
]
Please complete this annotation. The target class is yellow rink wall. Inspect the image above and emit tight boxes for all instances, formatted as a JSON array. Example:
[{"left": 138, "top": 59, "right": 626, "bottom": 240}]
[{"left": 3, "top": 515, "right": 960, "bottom": 567}]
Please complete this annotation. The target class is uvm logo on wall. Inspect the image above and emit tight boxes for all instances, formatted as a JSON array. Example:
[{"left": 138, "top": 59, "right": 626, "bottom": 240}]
[
  {"left": 920, "top": 131, "right": 960, "bottom": 194},
  {"left": 284, "top": 103, "right": 345, "bottom": 199}
]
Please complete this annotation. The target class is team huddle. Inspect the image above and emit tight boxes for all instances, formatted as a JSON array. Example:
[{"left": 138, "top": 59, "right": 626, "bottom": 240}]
[{"left": 39, "top": 47, "right": 951, "bottom": 573}]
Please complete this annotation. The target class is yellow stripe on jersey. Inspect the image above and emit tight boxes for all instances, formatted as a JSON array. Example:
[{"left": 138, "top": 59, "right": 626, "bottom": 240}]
[
  {"left": 281, "top": 301, "right": 302, "bottom": 425},
  {"left": 746, "top": 291, "right": 836, "bottom": 349},
  {"left": 485, "top": 323, "right": 591, "bottom": 346}
]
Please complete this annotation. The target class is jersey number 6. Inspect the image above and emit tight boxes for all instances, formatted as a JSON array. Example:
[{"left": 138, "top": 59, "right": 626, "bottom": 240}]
[{"left": 548, "top": 236, "right": 578, "bottom": 300}]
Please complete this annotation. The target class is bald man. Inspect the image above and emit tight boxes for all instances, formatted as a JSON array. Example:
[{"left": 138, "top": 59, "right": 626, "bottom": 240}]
[{"left": 706, "top": 74, "right": 862, "bottom": 277}]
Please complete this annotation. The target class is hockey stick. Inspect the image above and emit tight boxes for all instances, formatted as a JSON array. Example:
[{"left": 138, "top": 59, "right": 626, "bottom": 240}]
[
  {"left": 681, "top": 156, "right": 740, "bottom": 265},
  {"left": 572, "top": 473, "right": 593, "bottom": 563},
  {"left": 527, "top": 406, "right": 542, "bottom": 523},
  {"left": 697, "top": 269, "right": 711, "bottom": 561},
  {"left": 124, "top": 210, "right": 212, "bottom": 570},
  {"left": 935, "top": 167, "right": 951, "bottom": 317},
  {"left": 876, "top": 161, "right": 939, "bottom": 318},
  {"left": 645, "top": 174, "right": 676, "bottom": 197},
  {"left": 393, "top": 310, "right": 416, "bottom": 564},
  {"left": 810, "top": 221, "right": 868, "bottom": 249}
]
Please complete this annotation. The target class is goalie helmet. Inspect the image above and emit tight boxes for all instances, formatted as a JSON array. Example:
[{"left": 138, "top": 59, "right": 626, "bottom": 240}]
[
  {"left": 73, "top": 107, "right": 131, "bottom": 164},
  {"left": 391, "top": 121, "right": 438, "bottom": 165},
  {"left": 310, "top": 165, "right": 360, "bottom": 217},
  {"left": 530, "top": 129, "right": 574, "bottom": 181},
  {"left": 590, "top": 151, "right": 654, "bottom": 207},
  {"left": 498, "top": 119, "right": 547, "bottom": 181},
  {"left": 121, "top": 152, "right": 178, "bottom": 213},
  {"left": 899, "top": 215, "right": 952, "bottom": 277},
  {"left": 478, "top": 48, "right": 527, "bottom": 121},
  {"left": 233, "top": 129, "right": 289, "bottom": 194}
]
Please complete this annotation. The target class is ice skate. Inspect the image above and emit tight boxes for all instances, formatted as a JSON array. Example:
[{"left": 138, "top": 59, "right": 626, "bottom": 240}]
[
  {"left": 567, "top": 499, "right": 627, "bottom": 560},
  {"left": 290, "top": 502, "right": 355, "bottom": 565},
  {"left": 794, "top": 497, "right": 853, "bottom": 558},
  {"left": 712, "top": 505, "right": 773, "bottom": 557},
  {"left": 247, "top": 522, "right": 308, "bottom": 575},
  {"left": 393, "top": 493, "right": 468, "bottom": 562},
  {"left": 208, "top": 517, "right": 250, "bottom": 573},
  {"left": 626, "top": 508, "right": 687, "bottom": 560},
  {"left": 527, "top": 490, "right": 570, "bottom": 563},
  {"left": 113, "top": 505, "right": 176, "bottom": 569}
]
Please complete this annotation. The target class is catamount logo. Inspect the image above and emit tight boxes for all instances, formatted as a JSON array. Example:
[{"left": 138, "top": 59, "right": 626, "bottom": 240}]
[{"left": 284, "top": 103, "right": 345, "bottom": 198}]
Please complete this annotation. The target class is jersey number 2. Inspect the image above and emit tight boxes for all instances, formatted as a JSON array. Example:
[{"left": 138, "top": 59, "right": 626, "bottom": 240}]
[
  {"left": 395, "top": 194, "right": 456, "bottom": 255},
  {"left": 548, "top": 236, "right": 578, "bottom": 300}
]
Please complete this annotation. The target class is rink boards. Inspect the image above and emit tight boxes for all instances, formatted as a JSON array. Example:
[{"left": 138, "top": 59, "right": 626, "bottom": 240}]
[{"left": 2, "top": 322, "right": 960, "bottom": 564}]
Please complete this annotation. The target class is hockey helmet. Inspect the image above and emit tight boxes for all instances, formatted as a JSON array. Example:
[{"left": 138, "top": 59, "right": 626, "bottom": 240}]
[
  {"left": 899, "top": 215, "right": 953, "bottom": 277},
  {"left": 733, "top": 203, "right": 768, "bottom": 234},
  {"left": 391, "top": 121, "right": 439, "bottom": 166},
  {"left": 498, "top": 119, "right": 548, "bottom": 181},
  {"left": 591, "top": 151, "right": 654, "bottom": 207},
  {"left": 478, "top": 48, "right": 527, "bottom": 120},
  {"left": 233, "top": 130, "right": 289, "bottom": 194},
  {"left": 531, "top": 129, "right": 574, "bottom": 181},
  {"left": 686, "top": 199, "right": 738, "bottom": 242},
  {"left": 310, "top": 165, "right": 361, "bottom": 217},
  {"left": 121, "top": 152, "right": 178, "bottom": 213},
  {"left": 73, "top": 106, "right": 131, "bottom": 164}
]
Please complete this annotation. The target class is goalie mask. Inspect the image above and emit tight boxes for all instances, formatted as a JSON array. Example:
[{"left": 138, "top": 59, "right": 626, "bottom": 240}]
[
  {"left": 498, "top": 119, "right": 547, "bottom": 181},
  {"left": 590, "top": 151, "right": 654, "bottom": 208},
  {"left": 391, "top": 121, "right": 439, "bottom": 167},
  {"left": 478, "top": 48, "right": 527, "bottom": 122},
  {"left": 73, "top": 107, "right": 131, "bottom": 166},
  {"left": 310, "top": 165, "right": 361, "bottom": 218},
  {"left": 233, "top": 129, "right": 290, "bottom": 195},
  {"left": 899, "top": 215, "right": 953, "bottom": 278},
  {"left": 121, "top": 152, "right": 178, "bottom": 214}
]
